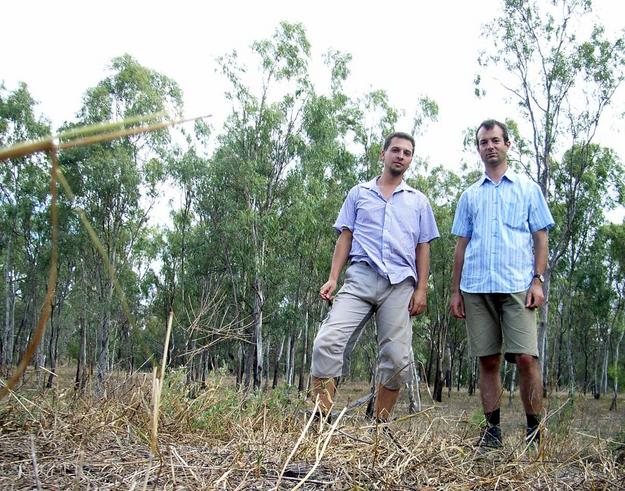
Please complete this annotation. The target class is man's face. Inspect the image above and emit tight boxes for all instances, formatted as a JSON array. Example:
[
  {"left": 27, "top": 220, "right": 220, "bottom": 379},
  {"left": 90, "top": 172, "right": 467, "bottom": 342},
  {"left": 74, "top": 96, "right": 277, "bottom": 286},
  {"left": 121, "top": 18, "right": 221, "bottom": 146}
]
[
  {"left": 381, "top": 137, "right": 414, "bottom": 177},
  {"left": 477, "top": 125, "right": 511, "bottom": 167}
]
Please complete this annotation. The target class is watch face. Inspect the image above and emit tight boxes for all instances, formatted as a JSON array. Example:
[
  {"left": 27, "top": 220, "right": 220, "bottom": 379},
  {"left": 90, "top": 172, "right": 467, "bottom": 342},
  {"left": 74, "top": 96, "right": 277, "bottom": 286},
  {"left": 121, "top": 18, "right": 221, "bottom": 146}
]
[{"left": 534, "top": 274, "right": 545, "bottom": 283}]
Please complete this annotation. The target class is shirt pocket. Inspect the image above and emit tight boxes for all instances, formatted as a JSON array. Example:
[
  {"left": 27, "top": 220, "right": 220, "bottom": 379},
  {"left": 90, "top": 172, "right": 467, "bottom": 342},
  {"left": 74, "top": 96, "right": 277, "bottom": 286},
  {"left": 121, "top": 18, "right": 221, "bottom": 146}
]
[{"left": 503, "top": 200, "right": 527, "bottom": 230}]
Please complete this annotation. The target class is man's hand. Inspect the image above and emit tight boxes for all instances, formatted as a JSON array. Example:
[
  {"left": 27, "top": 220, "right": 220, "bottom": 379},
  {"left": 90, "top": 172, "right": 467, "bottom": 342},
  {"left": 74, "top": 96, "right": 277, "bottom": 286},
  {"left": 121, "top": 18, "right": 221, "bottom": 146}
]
[
  {"left": 319, "top": 279, "right": 337, "bottom": 303},
  {"left": 450, "top": 291, "right": 465, "bottom": 319},
  {"left": 525, "top": 282, "right": 545, "bottom": 309},
  {"left": 408, "top": 289, "right": 427, "bottom": 316}
]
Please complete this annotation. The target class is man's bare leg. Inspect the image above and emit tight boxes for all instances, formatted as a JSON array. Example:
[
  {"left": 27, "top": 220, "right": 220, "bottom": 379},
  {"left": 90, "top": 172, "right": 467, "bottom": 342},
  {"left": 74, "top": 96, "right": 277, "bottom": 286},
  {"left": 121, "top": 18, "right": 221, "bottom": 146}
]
[
  {"left": 479, "top": 354, "right": 503, "bottom": 412},
  {"left": 516, "top": 353, "right": 543, "bottom": 443},
  {"left": 374, "top": 384, "right": 400, "bottom": 420},
  {"left": 476, "top": 354, "right": 504, "bottom": 446},
  {"left": 515, "top": 354, "right": 543, "bottom": 414}
]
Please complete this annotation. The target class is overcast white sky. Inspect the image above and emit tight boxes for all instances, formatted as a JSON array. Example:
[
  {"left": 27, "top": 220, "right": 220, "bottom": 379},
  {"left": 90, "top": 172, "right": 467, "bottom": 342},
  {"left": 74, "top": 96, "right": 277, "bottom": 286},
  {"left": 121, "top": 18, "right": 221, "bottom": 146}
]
[{"left": 2, "top": 0, "right": 624, "bottom": 197}]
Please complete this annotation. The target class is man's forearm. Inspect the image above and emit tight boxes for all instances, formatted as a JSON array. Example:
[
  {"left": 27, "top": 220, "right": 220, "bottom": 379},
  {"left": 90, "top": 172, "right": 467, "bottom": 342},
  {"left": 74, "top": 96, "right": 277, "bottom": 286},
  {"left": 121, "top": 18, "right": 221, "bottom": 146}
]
[
  {"left": 532, "top": 229, "right": 548, "bottom": 275},
  {"left": 328, "top": 230, "right": 353, "bottom": 281},
  {"left": 451, "top": 237, "right": 469, "bottom": 293},
  {"left": 415, "top": 242, "right": 431, "bottom": 291}
]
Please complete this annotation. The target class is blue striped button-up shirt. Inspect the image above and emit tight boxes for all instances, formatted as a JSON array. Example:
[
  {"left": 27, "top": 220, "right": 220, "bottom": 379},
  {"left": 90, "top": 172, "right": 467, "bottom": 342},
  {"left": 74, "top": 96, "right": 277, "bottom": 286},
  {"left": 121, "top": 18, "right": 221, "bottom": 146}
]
[
  {"left": 334, "top": 177, "right": 439, "bottom": 285},
  {"left": 451, "top": 170, "right": 554, "bottom": 293}
]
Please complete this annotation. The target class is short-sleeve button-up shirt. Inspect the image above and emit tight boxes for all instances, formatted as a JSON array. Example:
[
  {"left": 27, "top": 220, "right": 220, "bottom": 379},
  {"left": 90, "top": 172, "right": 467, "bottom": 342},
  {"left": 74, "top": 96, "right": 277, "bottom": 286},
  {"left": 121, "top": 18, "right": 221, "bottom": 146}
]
[
  {"left": 451, "top": 170, "right": 555, "bottom": 293},
  {"left": 334, "top": 177, "right": 439, "bottom": 285}
]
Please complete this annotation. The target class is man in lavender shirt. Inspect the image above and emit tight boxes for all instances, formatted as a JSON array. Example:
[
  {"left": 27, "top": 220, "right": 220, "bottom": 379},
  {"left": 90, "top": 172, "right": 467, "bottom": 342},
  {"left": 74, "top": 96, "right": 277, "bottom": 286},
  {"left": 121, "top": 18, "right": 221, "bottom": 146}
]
[{"left": 310, "top": 132, "right": 439, "bottom": 421}]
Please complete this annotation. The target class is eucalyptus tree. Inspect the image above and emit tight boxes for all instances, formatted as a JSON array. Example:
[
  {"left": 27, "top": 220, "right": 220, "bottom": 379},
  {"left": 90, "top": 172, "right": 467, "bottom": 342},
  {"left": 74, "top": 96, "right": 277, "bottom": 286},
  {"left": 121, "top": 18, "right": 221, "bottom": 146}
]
[
  {"left": 0, "top": 82, "right": 50, "bottom": 374},
  {"left": 478, "top": 0, "right": 625, "bottom": 391},
  {"left": 197, "top": 23, "right": 315, "bottom": 389},
  {"left": 547, "top": 144, "right": 625, "bottom": 393},
  {"left": 603, "top": 223, "right": 625, "bottom": 410},
  {"left": 411, "top": 166, "right": 471, "bottom": 401},
  {"left": 276, "top": 80, "right": 361, "bottom": 390},
  {"left": 60, "top": 55, "right": 183, "bottom": 394}
]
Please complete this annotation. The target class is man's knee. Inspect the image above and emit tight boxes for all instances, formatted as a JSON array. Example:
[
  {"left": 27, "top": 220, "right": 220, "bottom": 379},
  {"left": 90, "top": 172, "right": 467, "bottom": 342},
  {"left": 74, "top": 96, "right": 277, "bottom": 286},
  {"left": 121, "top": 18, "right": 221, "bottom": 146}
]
[
  {"left": 515, "top": 353, "right": 539, "bottom": 373},
  {"left": 479, "top": 354, "right": 501, "bottom": 373},
  {"left": 311, "top": 334, "right": 342, "bottom": 377},
  {"left": 378, "top": 344, "right": 411, "bottom": 388}
]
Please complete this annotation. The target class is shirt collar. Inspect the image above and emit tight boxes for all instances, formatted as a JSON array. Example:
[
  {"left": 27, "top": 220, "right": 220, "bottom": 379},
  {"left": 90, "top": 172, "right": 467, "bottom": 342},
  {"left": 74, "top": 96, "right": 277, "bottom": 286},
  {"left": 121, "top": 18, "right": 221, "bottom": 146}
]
[
  {"left": 479, "top": 168, "right": 518, "bottom": 185},
  {"left": 361, "top": 176, "right": 416, "bottom": 194}
]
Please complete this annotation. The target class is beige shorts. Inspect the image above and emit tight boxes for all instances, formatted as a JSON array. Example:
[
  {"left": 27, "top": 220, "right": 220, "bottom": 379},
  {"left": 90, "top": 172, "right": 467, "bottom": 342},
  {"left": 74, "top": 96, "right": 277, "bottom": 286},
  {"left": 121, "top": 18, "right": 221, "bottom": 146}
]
[{"left": 462, "top": 291, "right": 539, "bottom": 363}]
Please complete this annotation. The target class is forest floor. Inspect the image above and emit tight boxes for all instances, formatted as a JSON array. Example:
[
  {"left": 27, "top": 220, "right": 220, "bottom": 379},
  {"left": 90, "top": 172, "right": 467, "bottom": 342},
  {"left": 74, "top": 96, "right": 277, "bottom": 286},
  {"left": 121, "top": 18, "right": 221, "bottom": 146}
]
[{"left": 1, "top": 367, "right": 624, "bottom": 489}]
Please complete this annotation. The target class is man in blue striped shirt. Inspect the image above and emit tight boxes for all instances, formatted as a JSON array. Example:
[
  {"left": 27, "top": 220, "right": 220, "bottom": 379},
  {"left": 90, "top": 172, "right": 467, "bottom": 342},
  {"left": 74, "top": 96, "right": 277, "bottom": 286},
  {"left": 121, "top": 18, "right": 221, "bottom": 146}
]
[
  {"left": 311, "top": 132, "right": 439, "bottom": 421},
  {"left": 450, "top": 119, "right": 554, "bottom": 448}
]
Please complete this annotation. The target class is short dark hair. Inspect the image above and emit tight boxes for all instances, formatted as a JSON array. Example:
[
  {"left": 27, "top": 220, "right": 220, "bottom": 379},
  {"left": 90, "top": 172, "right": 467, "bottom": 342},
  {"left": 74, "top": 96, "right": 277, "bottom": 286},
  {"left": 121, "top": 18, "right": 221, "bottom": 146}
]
[
  {"left": 383, "top": 131, "right": 415, "bottom": 153},
  {"left": 475, "top": 119, "right": 509, "bottom": 147}
]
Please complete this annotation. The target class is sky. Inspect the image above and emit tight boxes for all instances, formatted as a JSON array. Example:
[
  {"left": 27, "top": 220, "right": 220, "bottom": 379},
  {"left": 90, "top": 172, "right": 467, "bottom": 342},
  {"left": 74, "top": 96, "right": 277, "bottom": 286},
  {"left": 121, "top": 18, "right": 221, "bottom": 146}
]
[{"left": 2, "top": 0, "right": 625, "bottom": 217}]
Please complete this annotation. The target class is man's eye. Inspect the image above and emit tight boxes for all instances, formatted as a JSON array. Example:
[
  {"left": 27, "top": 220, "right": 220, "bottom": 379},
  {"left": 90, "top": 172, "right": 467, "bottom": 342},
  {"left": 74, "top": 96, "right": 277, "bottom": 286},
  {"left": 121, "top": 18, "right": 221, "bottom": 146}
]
[{"left": 403, "top": 151, "right": 412, "bottom": 157}]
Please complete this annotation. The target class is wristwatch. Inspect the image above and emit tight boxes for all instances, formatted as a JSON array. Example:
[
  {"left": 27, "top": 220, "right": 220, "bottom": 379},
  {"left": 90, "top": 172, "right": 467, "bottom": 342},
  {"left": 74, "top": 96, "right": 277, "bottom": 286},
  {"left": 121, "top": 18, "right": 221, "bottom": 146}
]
[{"left": 532, "top": 273, "right": 545, "bottom": 284}]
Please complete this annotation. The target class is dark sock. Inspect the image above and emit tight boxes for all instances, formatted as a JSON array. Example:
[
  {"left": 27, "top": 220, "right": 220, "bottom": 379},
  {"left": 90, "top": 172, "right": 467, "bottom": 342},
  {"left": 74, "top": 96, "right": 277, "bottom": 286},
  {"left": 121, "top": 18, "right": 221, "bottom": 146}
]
[
  {"left": 526, "top": 413, "right": 540, "bottom": 431},
  {"left": 485, "top": 408, "right": 500, "bottom": 427}
]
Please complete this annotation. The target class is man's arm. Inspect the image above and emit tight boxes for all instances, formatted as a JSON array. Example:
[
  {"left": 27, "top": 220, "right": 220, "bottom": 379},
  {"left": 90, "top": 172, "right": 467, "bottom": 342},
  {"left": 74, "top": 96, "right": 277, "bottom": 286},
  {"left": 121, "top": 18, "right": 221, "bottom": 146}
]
[
  {"left": 319, "top": 229, "right": 353, "bottom": 302},
  {"left": 526, "top": 229, "right": 548, "bottom": 308},
  {"left": 450, "top": 236, "right": 470, "bottom": 319},
  {"left": 408, "top": 242, "right": 431, "bottom": 316}
]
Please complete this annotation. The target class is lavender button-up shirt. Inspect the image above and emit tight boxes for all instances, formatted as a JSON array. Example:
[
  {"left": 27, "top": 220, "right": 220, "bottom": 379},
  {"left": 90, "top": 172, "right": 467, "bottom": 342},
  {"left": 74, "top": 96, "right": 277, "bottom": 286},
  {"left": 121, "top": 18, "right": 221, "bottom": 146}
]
[
  {"left": 451, "top": 170, "right": 555, "bottom": 293},
  {"left": 334, "top": 177, "right": 439, "bottom": 285}
]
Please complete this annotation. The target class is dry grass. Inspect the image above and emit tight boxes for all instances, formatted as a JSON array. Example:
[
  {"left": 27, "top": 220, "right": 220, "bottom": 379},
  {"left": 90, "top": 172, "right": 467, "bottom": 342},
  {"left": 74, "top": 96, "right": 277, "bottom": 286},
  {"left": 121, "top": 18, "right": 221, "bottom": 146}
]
[{"left": 1, "top": 368, "right": 624, "bottom": 490}]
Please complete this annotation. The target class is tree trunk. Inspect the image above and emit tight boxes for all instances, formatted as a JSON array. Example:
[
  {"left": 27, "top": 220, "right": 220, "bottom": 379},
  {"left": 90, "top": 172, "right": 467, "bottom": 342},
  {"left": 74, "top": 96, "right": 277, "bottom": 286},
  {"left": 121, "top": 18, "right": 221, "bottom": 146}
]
[
  {"left": 251, "top": 270, "right": 264, "bottom": 390},
  {"left": 593, "top": 348, "right": 600, "bottom": 399},
  {"left": 468, "top": 357, "right": 477, "bottom": 396},
  {"left": 75, "top": 310, "right": 87, "bottom": 392},
  {"left": 432, "top": 322, "right": 447, "bottom": 402},
  {"left": 298, "top": 311, "right": 309, "bottom": 393},
  {"left": 456, "top": 344, "right": 464, "bottom": 392},
  {"left": 284, "top": 335, "right": 292, "bottom": 387},
  {"left": 2, "top": 237, "right": 15, "bottom": 374},
  {"left": 236, "top": 342, "right": 243, "bottom": 388},
  {"left": 287, "top": 332, "right": 298, "bottom": 387},
  {"left": 406, "top": 347, "right": 421, "bottom": 413},
  {"left": 45, "top": 304, "right": 57, "bottom": 389},
  {"left": 538, "top": 275, "right": 552, "bottom": 397},
  {"left": 601, "top": 335, "right": 610, "bottom": 395},
  {"left": 365, "top": 361, "right": 378, "bottom": 419},
  {"left": 444, "top": 344, "right": 452, "bottom": 398},
  {"left": 263, "top": 337, "right": 271, "bottom": 390},
  {"left": 566, "top": 321, "right": 576, "bottom": 395},
  {"left": 610, "top": 327, "right": 624, "bottom": 411},
  {"left": 508, "top": 363, "right": 517, "bottom": 407},
  {"left": 272, "top": 336, "right": 285, "bottom": 389},
  {"left": 95, "top": 283, "right": 113, "bottom": 397}
]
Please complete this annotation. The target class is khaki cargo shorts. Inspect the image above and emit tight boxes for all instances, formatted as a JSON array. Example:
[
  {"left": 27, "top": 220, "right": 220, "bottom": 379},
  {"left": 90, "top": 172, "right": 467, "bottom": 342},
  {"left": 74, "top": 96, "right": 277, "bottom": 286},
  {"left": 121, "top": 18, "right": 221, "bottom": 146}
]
[{"left": 462, "top": 291, "right": 539, "bottom": 362}]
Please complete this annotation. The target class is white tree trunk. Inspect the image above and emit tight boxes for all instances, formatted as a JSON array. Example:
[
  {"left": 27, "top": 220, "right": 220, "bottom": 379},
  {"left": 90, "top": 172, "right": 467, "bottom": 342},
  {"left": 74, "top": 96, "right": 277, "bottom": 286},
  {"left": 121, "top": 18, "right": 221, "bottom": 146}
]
[
  {"left": 610, "top": 327, "right": 624, "bottom": 411},
  {"left": 406, "top": 347, "right": 421, "bottom": 413},
  {"left": 2, "top": 237, "right": 15, "bottom": 370}
]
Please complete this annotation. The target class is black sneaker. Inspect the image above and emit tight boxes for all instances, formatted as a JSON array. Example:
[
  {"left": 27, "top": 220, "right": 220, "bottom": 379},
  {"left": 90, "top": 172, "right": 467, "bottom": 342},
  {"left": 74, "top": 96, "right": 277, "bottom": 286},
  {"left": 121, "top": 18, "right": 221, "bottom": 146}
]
[
  {"left": 525, "top": 427, "right": 541, "bottom": 446},
  {"left": 476, "top": 425, "right": 503, "bottom": 448}
]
